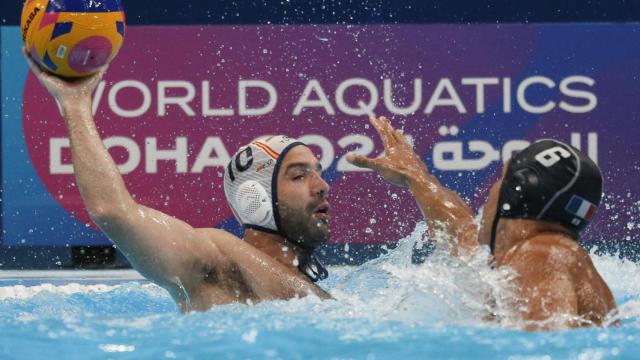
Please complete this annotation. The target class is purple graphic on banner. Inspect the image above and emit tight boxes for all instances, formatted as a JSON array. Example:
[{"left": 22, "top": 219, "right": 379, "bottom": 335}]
[{"left": 12, "top": 24, "right": 640, "bottom": 251}]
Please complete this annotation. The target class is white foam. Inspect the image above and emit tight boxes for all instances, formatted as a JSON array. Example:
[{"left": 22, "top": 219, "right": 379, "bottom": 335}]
[
  {"left": 323, "top": 222, "right": 640, "bottom": 329},
  {"left": 0, "top": 283, "right": 122, "bottom": 300},
  {"left": 0, "top": 282, "right": 162, "bottom": 300},
  {"left": 591, "top": 250, "right": 640, "bottom": 297},
  {"left": 0, "top": 222, "right": 638, "bottom": 330}
]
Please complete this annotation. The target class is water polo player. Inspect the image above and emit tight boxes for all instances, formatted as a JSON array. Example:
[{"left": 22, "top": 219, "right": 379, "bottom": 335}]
[
  {"left": 24, "top": 51, "right": 332, "bottom": 311},
  {"left": 347, "top": 116, "right": 616, "bottom": 330}
]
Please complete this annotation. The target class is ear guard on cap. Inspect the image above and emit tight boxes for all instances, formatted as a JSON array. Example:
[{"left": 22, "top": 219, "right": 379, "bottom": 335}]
[
  {"left": 499, "top": 168, "right": 540, "bottom": 216},
  {"left": 223, "top": 135, "right": 307, "bottom": 235},
  {"left": 235, "top": 180, "right": 272, "bottom": 226}
]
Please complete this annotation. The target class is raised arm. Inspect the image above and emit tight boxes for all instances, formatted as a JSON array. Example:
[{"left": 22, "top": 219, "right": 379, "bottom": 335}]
[
  {"left": 24, "top": 52, "right": 227, "bottom": 300},
  {"left": 346, "top": 116, "right": 478, "bottom": 255}
]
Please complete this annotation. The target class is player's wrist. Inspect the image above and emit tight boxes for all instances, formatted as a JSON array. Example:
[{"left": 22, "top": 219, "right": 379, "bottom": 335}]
[
  {"left": 60, "top": 99, "right": 92, "bottom": 120},
  {"left": 406, "top": 168, "right": 437, "bottom": 191},
  {"left": 59, "top": 95, "right": 92, "bottom": 114}
]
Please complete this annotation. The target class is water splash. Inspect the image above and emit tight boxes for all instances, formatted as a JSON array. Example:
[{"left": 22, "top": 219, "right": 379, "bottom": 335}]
[
  {"left": 1, "top": 222, "right": 639, "bottom": 330},
  {"left": 1, "top": 223, "right": 640, "bottom": 357},
  {"left": 327, "top": 222, "right": 523, "bottom": 328}
]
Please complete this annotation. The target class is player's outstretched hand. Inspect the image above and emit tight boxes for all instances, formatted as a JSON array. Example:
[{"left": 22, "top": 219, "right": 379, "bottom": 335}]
[
  {"left": 346, "top": 116, "right": 428, "bottom": 187},
  {"left": 23, "top": 47, "right": 106, "bottom": 107}
]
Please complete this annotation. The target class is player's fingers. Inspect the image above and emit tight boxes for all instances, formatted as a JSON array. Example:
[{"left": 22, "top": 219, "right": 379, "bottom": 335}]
[
  {"left": 81, "top": 64, "right": 109, "bottom": 89},
  {"left": 370, "top": 116, "right": 395, "bottom": 149},
  {"left": 380, "top": 116, "right": 401, "bottom": 145},
  {"left": 392, "top": 127, "right": 405, "bottom": 144},
  {"left": 23, "top": 48, "right": 43, "bottom": 75},
  {"left": 345, "top": 152, "right": 381, "bottom": 170},
  {"left": 23, "top": 47, "right": 59, "bottom": 88},
  {"left": 94, "top": 64, "right": 109, "bottom": 79}
]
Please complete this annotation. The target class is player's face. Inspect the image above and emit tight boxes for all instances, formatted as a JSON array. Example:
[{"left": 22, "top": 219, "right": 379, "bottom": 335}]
[{"left": 276, "top": 146, "right": 331, "bottom": 247}]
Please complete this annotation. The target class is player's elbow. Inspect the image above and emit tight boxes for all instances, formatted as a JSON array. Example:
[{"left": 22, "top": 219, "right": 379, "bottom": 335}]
[
  {"left": 88, "top": 206, "right": 117, "bottom": 226},
  {"left": 87, "top": 202, "right": 132, "bottom": 227}
]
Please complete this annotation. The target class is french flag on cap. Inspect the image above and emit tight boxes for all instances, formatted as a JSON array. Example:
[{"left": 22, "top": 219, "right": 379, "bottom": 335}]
[{"left": 565, "top": 195, "right": 597, "bottom": 220}]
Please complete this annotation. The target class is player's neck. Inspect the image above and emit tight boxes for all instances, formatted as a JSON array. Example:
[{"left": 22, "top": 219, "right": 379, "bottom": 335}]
[
  {"left": 244, "top": 229, "right": 307, "bottom": 271},
  {"left": 494, "top": 219, "right": 576, "bottom": 263}
]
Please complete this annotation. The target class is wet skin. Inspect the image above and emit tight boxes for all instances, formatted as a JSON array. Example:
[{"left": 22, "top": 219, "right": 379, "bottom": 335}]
[
  {"left": 348, "top": 116, "right": 616, "bottom": 330},
  {"left": 479, "top": 174, "right": 616, "bottom": 329},
  {"left": 276, "top": 146, "right": 331, "bottom": 248},
  {"left": 25, "top": 51, "right": 331, "bottom": 312}
]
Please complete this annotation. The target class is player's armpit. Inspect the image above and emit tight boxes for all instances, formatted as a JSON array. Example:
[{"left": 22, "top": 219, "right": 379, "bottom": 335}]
[{"left": 93, "top": 204, "right": 228, "bottom": 299}]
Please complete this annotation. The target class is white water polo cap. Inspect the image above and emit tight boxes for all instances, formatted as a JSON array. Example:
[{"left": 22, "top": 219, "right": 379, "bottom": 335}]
[{"left": 223, "top": 135, "right": 307, "bottom": 235}]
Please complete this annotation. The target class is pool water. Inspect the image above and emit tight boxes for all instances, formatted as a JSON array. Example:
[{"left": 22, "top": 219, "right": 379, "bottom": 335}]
[{"left": 1, "top": 223, "right": 639, "bottom": 359}]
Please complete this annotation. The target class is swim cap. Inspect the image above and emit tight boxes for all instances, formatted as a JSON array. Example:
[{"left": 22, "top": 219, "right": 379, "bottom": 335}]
[
  {"left": 489, "top": 139, "right": 603, "bottom": 254},
  {"left": 224, "top": 135, "right": 306, "bottom": 236},
  {"left": 224, "top": 135, "right": 329, "bottom": 282}
]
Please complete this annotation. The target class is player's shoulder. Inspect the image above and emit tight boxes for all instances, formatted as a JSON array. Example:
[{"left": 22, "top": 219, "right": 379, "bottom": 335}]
[
  {"left": 510, "top": 233, "right": 589, "bottom": 268},
  {"left": 194, "top": 227, "right": 267, "bottom": 260},
  {"left": 194, "top": 227, "right": 244, "bottom": 249},
  {"left": 195, "top": 227, "right": 240, "bottom": 240}
]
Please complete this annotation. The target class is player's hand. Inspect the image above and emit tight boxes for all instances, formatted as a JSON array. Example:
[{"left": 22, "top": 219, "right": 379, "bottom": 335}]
[
  {"left": 23, "top": 47, "right": 106, "bottom": 107},
  {"left": 346, "top": 116, "right": 428, "bottom": 187}
]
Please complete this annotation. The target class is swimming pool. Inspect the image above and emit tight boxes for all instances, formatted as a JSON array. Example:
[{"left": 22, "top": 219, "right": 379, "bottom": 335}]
[{"left": 1, "top": 225, "right": 639, "bottom": 359}]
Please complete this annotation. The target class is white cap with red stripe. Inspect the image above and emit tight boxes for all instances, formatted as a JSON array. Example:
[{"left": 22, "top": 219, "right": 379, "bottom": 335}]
[{"left": 223, "top": 135, "right": 306, "bottom": 235}]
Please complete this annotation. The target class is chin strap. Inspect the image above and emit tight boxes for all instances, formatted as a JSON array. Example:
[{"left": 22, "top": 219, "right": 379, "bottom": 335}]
[
  {"left": 298, "top": 251, "right": 328, "bottom": 282},
  {"left": 489, "top": 204, "right": 501, "bottom": 256}
]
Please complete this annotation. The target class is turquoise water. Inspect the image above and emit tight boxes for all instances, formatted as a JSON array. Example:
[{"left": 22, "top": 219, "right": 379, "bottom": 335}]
[{"left": 1, "top": 224, "right": 639, "bottom": 359}]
